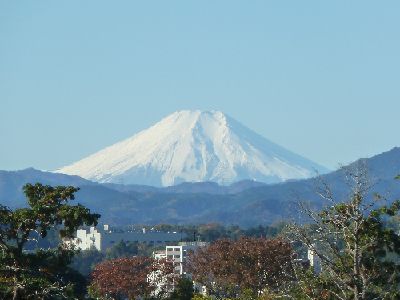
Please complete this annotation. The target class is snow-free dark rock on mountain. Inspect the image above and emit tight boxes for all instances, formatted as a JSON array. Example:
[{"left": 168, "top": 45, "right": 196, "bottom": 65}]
[{"left": 56, "top": 110, "right": 328, "bottom": 186}]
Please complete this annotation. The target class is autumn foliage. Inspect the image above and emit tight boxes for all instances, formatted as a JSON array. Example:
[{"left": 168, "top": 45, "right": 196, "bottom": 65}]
[
  {"left": 188, "top": 237, "right": 293, "bottom": 298},
  {"left": 89, "top": 256, "right": 174, "bottom": 299}
]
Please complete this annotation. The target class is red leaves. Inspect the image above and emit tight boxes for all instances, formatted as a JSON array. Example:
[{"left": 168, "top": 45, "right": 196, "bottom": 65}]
[
  {"left": 90, "top": 256, "right": 174, "bottom": 299},
  {"left": 189, "top": 237, "right": 293, "bottom": 296}
]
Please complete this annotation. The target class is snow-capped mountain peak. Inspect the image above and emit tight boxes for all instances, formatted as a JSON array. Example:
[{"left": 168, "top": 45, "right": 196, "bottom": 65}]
[{"left": 55, "top": 110, "right": 328, "bottom": 186}]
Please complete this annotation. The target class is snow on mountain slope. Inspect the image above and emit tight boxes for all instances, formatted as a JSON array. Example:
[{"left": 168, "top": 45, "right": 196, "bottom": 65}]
[{"left": 55, "top": 110, "right": 328, "bottom": 186}]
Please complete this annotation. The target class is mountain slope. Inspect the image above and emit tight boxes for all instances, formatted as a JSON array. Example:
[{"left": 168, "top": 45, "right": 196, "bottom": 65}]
[
  {"left": 103, "top": 180, "right": 267, "bottom": 195},
  {"left": 123, "top": 147, "right": 400, "bottom": 226},
  {"left": 0, "top": 168, "right": 94, "bottom": 207},
  {"left": 56, "top": 110, "right": 328, "bottom": 186},
  {"left": 0, "top": 168, "right": 139, "bottom": 224}
]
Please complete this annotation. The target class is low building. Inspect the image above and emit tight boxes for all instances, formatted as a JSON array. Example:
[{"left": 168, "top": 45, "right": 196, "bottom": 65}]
[
  {"left": 68, "top": 225, "right": 186, "bottom": 251},
  {"left": 74, "top": 227, "right": 101, "bottom": 251},
  {"left": 154, "top": 250, "right": 167, "bottom": 260}
]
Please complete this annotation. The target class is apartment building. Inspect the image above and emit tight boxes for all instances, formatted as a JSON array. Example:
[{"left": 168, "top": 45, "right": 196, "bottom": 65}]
[
  {"left": 68, "top": 225, "right": 186, "bottom": 251},
  {"left": 159, "top": 241, "right": 209, "bottom": 275}
]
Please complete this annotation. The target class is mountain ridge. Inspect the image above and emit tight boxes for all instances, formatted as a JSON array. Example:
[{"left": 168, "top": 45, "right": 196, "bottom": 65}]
[{"left": 1, "top": 147, "right": 399, "bottom": 226}]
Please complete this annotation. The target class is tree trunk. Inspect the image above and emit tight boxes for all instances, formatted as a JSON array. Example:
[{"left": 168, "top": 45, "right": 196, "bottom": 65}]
[{"left": 12, "top": 285, "right": 20, "bottom": 300}]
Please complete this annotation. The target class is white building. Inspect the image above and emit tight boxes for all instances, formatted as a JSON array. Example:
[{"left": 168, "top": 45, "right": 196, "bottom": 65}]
[
  {"left": 165, "top": 242, "right": 208, "bottom": 275},
  {"left": 154, "top": 250, "right": 167, "bottom": 260},
  {"left": 152, "top": 241, "right": 209, "bottom": 296},
  {"left": 73, "top": 227, "right": 102, "bottom": 251},
  {"left": 307, "top": 247, "right": 322, "bottom": 274},
  {"left": 68, "top": 225, "right": 186, "bottom": 252}
]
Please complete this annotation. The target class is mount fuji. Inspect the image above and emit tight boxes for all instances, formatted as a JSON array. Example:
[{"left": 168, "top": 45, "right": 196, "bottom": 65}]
[{"left": 56, "top": 110, "right": 328, "bottom": 186}]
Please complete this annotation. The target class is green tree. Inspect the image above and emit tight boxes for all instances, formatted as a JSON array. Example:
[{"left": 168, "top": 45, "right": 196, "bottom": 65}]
[
  {"left": 191, "top": 295, "right": 213, "bottom": 300},
  {"left": 169, "top": 276, "right": 194, "bottom": 300},
  {"left": 288, "top": 168, "right": 400, "bottom": 300},
  {"left": 0, "top": 183, "right": 100, "bottom": 299},
  {"left": 70, "top": 249, "right": 105, "bottom": 276},
  {"left": 105, "top": 240, "right": 139, "bottom": 259}
]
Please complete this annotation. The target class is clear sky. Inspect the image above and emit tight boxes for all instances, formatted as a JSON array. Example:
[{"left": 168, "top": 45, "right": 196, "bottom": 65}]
[{"left": 1, "top": 1, "right": 399, "bottom": 171}]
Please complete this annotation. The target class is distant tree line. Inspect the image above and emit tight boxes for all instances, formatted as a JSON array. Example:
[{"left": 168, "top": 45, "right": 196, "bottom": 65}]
[{"left": 142, "top": 222, "right": 285, "bottom": 242}]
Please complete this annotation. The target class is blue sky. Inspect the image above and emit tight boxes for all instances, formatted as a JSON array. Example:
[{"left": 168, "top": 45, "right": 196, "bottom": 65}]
[{"left": 1, "top": 1, "right": 399, "bottom": 171}]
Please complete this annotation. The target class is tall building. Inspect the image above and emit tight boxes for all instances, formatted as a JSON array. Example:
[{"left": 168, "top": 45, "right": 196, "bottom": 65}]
[
  {"left": 307, "top": 247, "right": 322, "bottom": 274},
  {"left": 151, "top": 241, "right": 209, "bottom": 296},
  {"left": 157, "top": 241, "right": 209, "bottom": 275}
]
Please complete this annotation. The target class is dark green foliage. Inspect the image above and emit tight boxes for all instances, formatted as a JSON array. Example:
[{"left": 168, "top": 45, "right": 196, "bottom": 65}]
[
  {"left": 0, "top": 183, "right": 100, "bottom": 299},
  {"left": 70, "top": 241, "right": 157, "bottom": 277},
  {"left": 168, "top": 276, "right": 194, "bottom": 300},
  {"left": 150, "top": 223, "right": 282, "bottom": 243},
  {"left": 105, "top": 240, "right": 139, "bottom": 259},
  {"left": 70, "top": 250, "right": 105, "bottom": 277}
]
